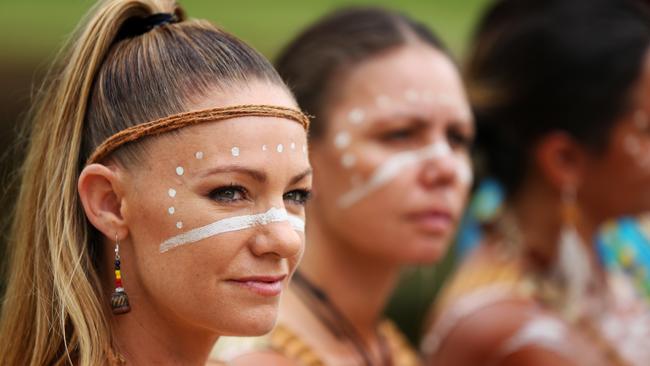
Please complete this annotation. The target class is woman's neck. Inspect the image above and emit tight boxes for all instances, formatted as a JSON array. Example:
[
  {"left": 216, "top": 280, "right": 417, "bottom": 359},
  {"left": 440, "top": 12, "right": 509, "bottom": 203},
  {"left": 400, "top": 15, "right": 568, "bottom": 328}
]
[
  {"left": 299, "top": 216, "right": 401, "bottom": 344},
  {"left": 509, "top": 182, "right": 604, "bottom": 279},
  {"left": 106, "top": 279, "right": 218, "bottom": 365}
]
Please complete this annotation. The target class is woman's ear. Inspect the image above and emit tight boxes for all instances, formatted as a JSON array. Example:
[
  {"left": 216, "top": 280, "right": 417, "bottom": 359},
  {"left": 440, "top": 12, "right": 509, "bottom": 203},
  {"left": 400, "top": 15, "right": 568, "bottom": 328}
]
[
  {"left": 78, "top": 163, "right": 128, "bottom": 240},
  {"left": 533, "top": 131, "right": 587, "bottom": 191}
]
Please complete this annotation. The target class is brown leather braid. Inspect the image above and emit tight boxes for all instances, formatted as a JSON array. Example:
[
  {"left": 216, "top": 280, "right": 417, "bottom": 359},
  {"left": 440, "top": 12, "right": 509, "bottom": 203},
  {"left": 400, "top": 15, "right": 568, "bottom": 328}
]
[{"left": 86, "top": 104, "right": 310, "bottom": 165}]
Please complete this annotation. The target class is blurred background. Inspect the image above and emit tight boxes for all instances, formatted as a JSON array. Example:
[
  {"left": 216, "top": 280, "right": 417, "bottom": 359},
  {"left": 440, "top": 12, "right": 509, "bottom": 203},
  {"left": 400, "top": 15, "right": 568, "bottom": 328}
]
[{"left": 0, "top": 0, "right": 491, "bottom": 343}]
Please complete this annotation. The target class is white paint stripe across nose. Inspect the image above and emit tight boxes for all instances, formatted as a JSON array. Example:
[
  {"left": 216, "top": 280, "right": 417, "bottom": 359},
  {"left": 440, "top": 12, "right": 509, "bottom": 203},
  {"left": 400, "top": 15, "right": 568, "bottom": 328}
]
[{"left": 159, "top": 207, "right": 305, "bottom": 253}]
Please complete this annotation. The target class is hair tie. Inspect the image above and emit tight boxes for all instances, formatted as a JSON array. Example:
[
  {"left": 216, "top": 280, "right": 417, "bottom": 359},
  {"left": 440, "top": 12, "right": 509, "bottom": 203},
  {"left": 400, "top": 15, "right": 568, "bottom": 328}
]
[{"left": 116, "top": 13, "right": 179, "bottom": 42}]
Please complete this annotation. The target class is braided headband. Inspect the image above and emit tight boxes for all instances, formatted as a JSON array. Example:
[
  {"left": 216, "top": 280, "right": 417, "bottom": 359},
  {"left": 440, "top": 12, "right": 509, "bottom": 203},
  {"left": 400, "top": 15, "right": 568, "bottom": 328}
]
[{"left": 86, "top": 104, "right": 310, "bottom": 165}]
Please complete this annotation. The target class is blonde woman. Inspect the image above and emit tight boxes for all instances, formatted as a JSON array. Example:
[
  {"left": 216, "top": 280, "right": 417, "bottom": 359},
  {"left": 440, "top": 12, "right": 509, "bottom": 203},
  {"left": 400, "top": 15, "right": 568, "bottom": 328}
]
[{"left": 0, "top": 0, "right": 312, "bottom": 364}]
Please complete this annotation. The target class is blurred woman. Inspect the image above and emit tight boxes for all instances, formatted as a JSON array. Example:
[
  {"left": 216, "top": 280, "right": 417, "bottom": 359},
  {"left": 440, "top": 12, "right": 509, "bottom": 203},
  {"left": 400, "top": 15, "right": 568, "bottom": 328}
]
[
  {"left": 0, "top": 0, "right": 312, "bottom": 364},
  {"left": 422, "top": 0, "right": 650, "bottom": 365},
  {"left": 213, "top": 7, "right": 473, "bottom": 365}
]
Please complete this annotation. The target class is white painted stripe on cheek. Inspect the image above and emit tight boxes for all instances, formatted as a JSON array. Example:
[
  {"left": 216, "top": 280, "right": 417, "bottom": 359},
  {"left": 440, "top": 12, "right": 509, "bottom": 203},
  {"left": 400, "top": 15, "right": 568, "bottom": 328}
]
[
  {"left": 287, "top": 214, "right": 305, "bottom": 232},
  {"left": 159, "top": 207, "right": 301, "bottom": 253},
  {"left": 337, "top": 142, "right": 453, "bottom": 208}
]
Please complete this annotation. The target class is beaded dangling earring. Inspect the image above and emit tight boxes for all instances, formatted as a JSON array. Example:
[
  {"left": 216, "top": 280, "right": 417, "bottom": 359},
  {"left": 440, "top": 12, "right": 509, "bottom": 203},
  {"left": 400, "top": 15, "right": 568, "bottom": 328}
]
[
  {"left": 111, "top": 234, "right": 131, "bottom": 315},
  {"left": 556, "top": 185, "right": 591, "bottom": 320}
]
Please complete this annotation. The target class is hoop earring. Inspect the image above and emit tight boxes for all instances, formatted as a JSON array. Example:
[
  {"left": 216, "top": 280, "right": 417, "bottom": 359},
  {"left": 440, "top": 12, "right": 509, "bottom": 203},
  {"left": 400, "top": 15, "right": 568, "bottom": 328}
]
[
  {"left": 111, "top": 234, "right": 131, "bottom": 315},
  {"left": 556, "top": 185, "right": 591, "bottom": 320}
]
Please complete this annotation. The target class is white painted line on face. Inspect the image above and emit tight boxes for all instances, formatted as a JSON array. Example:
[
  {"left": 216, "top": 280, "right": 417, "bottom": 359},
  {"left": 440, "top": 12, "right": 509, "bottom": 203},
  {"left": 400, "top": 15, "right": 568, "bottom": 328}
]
[
  {"left": 337, "top": 142, "right": 457, "bottom": 208},
  {"left": 159, "top": 207, "right": 305, "bottom": 253}
]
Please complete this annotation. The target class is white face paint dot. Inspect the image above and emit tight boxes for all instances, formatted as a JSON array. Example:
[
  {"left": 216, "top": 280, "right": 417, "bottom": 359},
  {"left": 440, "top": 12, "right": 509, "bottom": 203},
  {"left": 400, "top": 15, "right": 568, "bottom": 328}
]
[
  {"left": 195, "top": 151, "right": 204, "bottom": 159},
  {"left": 334, "top": 131, "right": 351, "bottom": 149},
  {"left": 231, "top": 147, "right": 240, "bottom": 157},
  {"left": 624, "top": 135, "right": 641, "bottom": 156},
  {"left": 405, "top": 89, "right": 419, "bottom": 103},
  {"left": 168, "top": 188, "right": 176, "bottom": 198},
  {"left": 175, "top": 166, "right": 184, "bottom": 176},
  {"left": 262, "top": 145, "right": 268, "bottom": 151},
  {"left": 176, "top": 221, "right": 183, "bottom": 229},
  {"left": 376, "top": 95, "right": 390, "bottom": 108},
  {"left": 348, "top": 108, "right": 365, "bottom": 124},
  {"left": 341, "top": 153, "right": 357, "bottom": 168},
  {"left": 168, "top": 207, "right": 175, "bottom": 215},
  {"left": 291, "top": 142, "right": 296, "bottom": 150},
  {"left": 277, "top": 144, "right": 284, "bottom": 153}
]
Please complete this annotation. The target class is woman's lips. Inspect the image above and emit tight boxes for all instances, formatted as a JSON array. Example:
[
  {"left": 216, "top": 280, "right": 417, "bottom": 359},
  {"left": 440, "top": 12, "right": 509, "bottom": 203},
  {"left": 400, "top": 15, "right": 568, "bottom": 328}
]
[
  {"left": 405, "top": 210, "right": 454, "bottom": 234},
  {"left": 227, "top": 275, "right": 287, "bottom": 297}
]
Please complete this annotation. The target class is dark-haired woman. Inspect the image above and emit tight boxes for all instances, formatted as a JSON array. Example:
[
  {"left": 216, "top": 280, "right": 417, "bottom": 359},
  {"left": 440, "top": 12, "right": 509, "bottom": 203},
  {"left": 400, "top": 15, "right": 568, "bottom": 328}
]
[
  {"left": 0, "top": 0, "right": 312, "bottom": 364},
  {"left": 422, "top": 0, "right": 650, "bottom": 365},
  {"left": 212, "top": 7, "right": 473, "bottom": 365}
]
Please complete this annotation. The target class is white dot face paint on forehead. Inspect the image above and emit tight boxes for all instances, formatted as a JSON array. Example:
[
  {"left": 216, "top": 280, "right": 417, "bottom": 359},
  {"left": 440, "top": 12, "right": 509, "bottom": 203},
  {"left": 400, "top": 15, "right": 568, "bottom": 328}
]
[
  {"left": 231, "top": 147, "right": 240, "bottom": 157},
  {"left": 277, "top": 144, "right": 284, "bottom": 153},
  {"left": 159, "top": 207, "right": 305, "bottom": 253},
  {"left": 291, "top": 142, "right": 296, "bottom": 150},
  {"left": 195, "top": 151, "right": 204, "bottom": 159},
  {"left": 168, "top": 188, "right": 177, "bottom": 198},
  {"left": 176, "top": 166, "right": 184, "bottom": 176},
  {"left": 262, "top": 144, "right": 268, "bottom": 151},
  {"left": 348, "top": 108, "right": 365, "bottom": 124},
  {"left": 168, "top": 207, "right": 175, "bottom": 215},
  {"left": 176, "top": 221, "right": 183, "bottom": 229},
  {"left": 334, "top": 131, "right": 351, "bottom": 150}
]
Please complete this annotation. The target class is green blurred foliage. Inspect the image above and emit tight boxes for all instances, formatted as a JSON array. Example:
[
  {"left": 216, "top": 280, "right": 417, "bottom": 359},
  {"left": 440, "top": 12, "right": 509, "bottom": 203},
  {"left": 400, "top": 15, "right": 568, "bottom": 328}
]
[{"left": 0, "top": 0, "right": 490, "bottom": 61}]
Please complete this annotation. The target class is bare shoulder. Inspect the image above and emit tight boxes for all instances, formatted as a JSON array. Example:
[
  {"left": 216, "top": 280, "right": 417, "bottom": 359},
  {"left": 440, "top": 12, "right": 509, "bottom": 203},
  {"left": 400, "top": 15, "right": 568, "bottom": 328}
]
[
  {"left": 226, "top": 350, "right": 298, "bottom": 366},
  {"left": 431, "top": 298, "right": 573, "bottom": 366}
]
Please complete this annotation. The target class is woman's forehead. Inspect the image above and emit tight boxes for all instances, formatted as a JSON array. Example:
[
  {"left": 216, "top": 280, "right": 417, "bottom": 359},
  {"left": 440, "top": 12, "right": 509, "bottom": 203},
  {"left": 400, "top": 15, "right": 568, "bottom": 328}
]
[{"left": 141, "top": 117, "right": 309, "bottom": 172}]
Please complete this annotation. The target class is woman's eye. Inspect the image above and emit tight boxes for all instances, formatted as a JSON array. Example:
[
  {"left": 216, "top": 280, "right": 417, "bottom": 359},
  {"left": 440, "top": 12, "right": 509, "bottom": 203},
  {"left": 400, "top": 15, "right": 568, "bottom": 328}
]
[
  {"left": 284, "top": 189, "right": 312, "bottom": 206},
  {"left": 448, "top": 129, "right": 473, "bottom": 149},
  {"left": 381, "top": 128, "right": 416, "bottom": 143},
  {"left": 209, "top": 185, "right": 248, "bottom": 203}
]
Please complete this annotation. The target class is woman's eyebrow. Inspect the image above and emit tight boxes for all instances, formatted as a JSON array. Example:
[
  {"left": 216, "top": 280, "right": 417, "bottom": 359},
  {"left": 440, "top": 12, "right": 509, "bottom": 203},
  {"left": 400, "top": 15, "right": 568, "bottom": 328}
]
[
  {"left": 290, "top": 168, "right": 313, "bottom": 185},
  {"left": 199, "top": 165, "right": 267, "bottom": 183}
]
